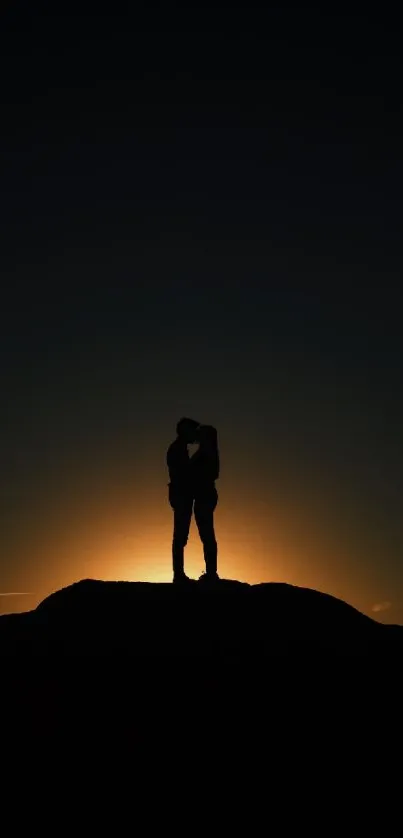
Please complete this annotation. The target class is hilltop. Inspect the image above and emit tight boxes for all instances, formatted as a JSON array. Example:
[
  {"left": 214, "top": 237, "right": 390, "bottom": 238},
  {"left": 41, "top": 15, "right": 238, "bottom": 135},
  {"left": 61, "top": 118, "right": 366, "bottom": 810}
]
[
  {"left": 2, "top": 578, "right": 402, "bottom": 747},
  {"left": 1, "top": 577, "right": 401, "bottom": 656}
]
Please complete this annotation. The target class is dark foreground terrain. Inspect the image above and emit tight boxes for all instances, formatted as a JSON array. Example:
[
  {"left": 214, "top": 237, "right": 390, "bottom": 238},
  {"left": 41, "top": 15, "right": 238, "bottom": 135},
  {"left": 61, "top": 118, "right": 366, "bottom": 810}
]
[
  {"left": 1, "top": 580, "right": 402, "bottom": 747},
  {"left": 0, "top": 578, "right": 401, "bottom": 655},
  {"left": 1, "top": 578, "right": 402, "bottom": 655}
]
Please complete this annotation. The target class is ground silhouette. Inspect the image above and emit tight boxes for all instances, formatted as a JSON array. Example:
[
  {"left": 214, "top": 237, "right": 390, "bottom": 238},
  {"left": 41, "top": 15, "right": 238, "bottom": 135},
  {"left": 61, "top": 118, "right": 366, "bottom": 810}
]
[
  {"left": 2, "top": 578, "right": 402, "bottom": 749},
  {"left": 1, "top": 577, "right": 402, "bottom": 655}
]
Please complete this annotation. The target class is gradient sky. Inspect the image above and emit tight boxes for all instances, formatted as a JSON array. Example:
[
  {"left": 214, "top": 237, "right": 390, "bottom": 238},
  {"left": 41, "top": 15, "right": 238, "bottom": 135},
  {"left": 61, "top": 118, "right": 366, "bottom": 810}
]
[{"left": 0, "top": 4, "right": 402, "bottom": 622}]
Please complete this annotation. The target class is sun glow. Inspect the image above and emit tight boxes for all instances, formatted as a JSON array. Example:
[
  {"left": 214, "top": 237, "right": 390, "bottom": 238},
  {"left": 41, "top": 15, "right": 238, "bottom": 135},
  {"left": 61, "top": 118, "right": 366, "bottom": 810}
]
[
  {"left": 24, "top": 484, "right": 377, "bottom": 622},
  {"left": 127, "top": 542, "right": 207, "bottom": 583}
]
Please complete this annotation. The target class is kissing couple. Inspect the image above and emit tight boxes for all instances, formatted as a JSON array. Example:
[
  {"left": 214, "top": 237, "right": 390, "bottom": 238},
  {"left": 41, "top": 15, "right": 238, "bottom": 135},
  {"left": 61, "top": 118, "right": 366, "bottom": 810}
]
[{"left": 166, "top": 418, "right": 219, "bottom": 583}]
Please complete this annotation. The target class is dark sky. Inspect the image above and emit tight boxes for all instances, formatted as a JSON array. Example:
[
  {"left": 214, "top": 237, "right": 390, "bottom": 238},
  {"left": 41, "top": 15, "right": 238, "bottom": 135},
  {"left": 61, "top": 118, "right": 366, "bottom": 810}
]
[{"left": 1, "top": 3, "right": 402, "bottom": 620}]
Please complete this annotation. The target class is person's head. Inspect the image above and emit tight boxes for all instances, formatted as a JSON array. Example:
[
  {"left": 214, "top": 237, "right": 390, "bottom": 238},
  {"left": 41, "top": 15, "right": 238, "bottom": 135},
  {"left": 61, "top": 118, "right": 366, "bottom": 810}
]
[
  {"left": 197, "top": 424, "right": 218, "bottom": 451},
  {"left": 176, "top": 417, "right": 200, "bottom": 444}
]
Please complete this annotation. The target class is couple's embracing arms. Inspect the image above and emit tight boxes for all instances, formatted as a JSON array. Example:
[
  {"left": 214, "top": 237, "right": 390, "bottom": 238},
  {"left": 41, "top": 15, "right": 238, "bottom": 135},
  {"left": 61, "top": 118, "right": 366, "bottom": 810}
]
[
  {"left": 189, "top": 425, "right": 220, "bottom": 483},
  {"left": 166, "top": 420, "right": 220, "bottom": 487}
]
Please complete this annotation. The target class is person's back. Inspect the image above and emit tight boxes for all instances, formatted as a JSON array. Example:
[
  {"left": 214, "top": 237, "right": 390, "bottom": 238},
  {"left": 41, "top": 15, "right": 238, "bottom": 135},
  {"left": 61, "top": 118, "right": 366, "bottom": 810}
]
[
  {"left": 191, "top": 425, "right": 219, "bottom": 498},
  {"left": 167, "top": 436, "right": 192, "bottom": 495},
  {"left": 190, "top": 425, "right": 220, "bottom": 581},
  {"left": 166, "top": 417, "right": 200, "bottom": 583}
]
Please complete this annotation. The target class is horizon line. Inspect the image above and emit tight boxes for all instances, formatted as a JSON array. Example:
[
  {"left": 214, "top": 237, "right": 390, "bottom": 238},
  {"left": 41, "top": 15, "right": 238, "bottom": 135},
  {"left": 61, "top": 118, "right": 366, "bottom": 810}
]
[{"left": 0, "top": 592, "right": 35, "bottom": 597}]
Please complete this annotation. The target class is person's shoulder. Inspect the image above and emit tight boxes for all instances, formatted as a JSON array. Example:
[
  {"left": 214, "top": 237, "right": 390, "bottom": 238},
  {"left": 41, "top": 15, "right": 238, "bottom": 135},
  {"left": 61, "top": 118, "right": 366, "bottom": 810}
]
[{"left": 167, "top": 438, "right": 179, "bottom": 458}]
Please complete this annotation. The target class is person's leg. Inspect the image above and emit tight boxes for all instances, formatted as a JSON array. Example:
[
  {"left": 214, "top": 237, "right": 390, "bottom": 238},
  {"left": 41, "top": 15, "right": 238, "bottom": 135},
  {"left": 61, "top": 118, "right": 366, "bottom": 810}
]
[
  {"left": 194, "top": 492, "right": 218, "bottom": 577},
  {"left": 172, "top": 496, "right": 193, "bottom": 580}
]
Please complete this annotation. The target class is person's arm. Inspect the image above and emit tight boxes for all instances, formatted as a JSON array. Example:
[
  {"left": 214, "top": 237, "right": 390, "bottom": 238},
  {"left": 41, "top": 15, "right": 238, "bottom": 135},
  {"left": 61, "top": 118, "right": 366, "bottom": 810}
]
[
  {"left": 167, "top": 441, "right": 189, "bottom": 485},
  {"left": 167, "top": 445, "right": 176, "bottom": 483},
  {"left": 209, "top": 427, "right": 220, "bottom": 481}
]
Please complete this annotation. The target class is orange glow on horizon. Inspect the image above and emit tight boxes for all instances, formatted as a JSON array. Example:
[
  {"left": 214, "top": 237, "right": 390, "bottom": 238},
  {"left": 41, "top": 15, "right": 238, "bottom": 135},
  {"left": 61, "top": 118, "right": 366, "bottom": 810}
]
[{"left": 1, "top": 480, "right": 398, "bottom": 623}]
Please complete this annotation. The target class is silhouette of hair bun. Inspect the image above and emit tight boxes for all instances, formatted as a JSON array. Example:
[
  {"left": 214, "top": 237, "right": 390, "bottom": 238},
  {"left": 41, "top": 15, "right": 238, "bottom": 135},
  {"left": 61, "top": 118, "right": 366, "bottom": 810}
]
[{"left": 176, "top": 417, "right": 200, "bottom": 436}]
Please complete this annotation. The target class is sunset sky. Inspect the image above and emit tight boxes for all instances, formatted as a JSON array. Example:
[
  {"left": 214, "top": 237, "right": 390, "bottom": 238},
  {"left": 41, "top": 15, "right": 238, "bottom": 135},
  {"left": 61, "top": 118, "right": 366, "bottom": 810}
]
[{"left": 1, "top": 4, "right": 402, "bottom": 622}]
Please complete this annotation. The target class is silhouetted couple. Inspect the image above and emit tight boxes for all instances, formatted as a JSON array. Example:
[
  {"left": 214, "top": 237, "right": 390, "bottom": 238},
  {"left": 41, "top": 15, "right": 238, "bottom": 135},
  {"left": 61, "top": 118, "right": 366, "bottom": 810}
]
[{"left": 167, "top": 418, "right": 219, "bottom": 584}]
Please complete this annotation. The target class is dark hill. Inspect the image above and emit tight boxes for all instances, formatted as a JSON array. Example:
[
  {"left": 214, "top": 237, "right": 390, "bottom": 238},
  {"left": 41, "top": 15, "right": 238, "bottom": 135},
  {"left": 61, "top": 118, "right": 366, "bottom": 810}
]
[
  {"left": 1, "top": 578, "right": 402, "bottom": 656},
  {"left": 2, "top": 579, "right": 402, "bottom": 747}
]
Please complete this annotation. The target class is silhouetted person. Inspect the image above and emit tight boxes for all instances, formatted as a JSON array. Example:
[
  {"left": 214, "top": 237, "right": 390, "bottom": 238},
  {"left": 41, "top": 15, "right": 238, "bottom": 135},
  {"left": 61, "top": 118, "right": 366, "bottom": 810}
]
[
  {"left": 167, "top": 417, "right": 200, "bottom": 583},
  {"left": 190, "top": 424, "right": 220, "bottom": 582}
]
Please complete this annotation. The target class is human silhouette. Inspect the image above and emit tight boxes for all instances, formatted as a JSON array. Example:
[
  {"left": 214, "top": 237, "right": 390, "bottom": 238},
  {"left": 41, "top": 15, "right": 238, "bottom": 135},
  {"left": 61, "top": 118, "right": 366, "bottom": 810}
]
[
  {"left": 190, "top": 424, "right": 220, "bottom": 582},
  {"left": 166, "top": 417, "right": 200, "bottom": 583}
]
